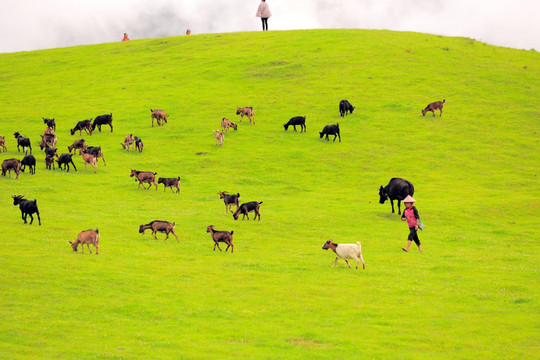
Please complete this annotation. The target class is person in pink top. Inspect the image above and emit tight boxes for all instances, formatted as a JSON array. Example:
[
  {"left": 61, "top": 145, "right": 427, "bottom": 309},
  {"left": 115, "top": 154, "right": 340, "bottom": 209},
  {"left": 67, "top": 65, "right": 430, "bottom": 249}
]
[
  {"left": 255, "top": 0, "right": 272, "bottom": 31},
  {"left": 122, "top": 33, "right": 130, "bottom": 41},
  {"left": 401, "top": 195, "right": 423, "bottom": 252}
]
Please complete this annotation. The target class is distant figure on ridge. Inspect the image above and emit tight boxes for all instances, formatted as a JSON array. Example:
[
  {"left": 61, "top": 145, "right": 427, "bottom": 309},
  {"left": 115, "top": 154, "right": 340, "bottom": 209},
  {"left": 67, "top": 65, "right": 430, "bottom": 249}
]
[
  {"left": 186, "top": 29, "right": 191, "bottom": 35},
  {"left": 256, "top": 0, "right": 272, "bottom": 31},
  {"left": 122, "top": 33, "right": 130, "bottom": 41}
]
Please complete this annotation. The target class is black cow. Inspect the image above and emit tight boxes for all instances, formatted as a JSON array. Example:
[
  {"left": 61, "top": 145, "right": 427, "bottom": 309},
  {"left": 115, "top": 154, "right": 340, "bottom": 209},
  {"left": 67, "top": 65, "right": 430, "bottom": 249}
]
[
  {"left": 339, "top": 100, "right": 355, "bottom": 117},
  {"left": 57, "top": 153, "right": 77, "bottom": 172},
  {"left": 92, "top": 114, "right": 113, "bottom": 132},
  {"left": 284, "top": 116, "right": 306, "bottom": 132},
  {"left": 13, "top": 132, "right": 32, "bottom": 154},
  {"left": 319, "top": 123, "right": 341, "bottom": 142},
  {"left": 12, "top": 195, "right": 41, "bottom": 225},
  {"left": 21, "top": 154, "right": 36, "bottom": 175},
  {"left": 379, "top": 178, "right": 415, "bottom": 215}
]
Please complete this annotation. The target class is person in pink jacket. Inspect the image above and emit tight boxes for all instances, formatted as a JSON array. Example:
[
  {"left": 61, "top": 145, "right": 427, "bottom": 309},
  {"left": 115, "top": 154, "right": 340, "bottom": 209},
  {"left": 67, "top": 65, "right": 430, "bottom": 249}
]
[
  {"left": 122, "top": 33, "right": 130, "bottom": 41},
  {"left": 401, "top": 195, "right": 423, "bottom": 252},
  {"left": 256, "top": 0, "right": 272, "bottom": 31}
]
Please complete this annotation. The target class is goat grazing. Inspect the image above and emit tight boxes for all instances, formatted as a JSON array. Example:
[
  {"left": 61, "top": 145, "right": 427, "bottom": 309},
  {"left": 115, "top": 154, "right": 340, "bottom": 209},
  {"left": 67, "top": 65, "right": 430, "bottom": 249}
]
[
  {"left": 322, "top": 239, "right": 365, "bottom": 269},
  {"left": 284, "top": 116, "right": 306, "bottom": 132},
  {"left": 92, "top": 113, "right": 113, "bottom": 132},
  {"left": 70, "top": 120, "right": 93, "bottom": 136},
  {"left": 20, "top": 154, "right": 36, "bottom": 175},
  {"left": 0, "top": 136, "right": 7, "bottom": 152},
  {"left": 39, "top": 134, "right": 57, "bottom": 150},
  {"left": 213, "top": 130, "right": 224, "bottom": 146},
  {"left": 339, "top": 100, "right": 355, "bottom": 117},
  {"left": 233, "top": 201, "right": 263, "bottom": 221},
  {"left": 236, "top": 107, "right": 254, "bottom": 123},
  {"left": 158, "top": 177, "right": 181, "bottom": 193},
  {"left": 13, "top": 132, "right": 32, "bottom": 154},
  {"left": 139, "top": 220, "right": 179, "bottom": 242},
  {"left": 206, "top": 225, "right": 234, "bottom": 252},
  {"left": 12, "top": 195, "right": 41, "bottom": 225},
  {"left": 221, "top": 118, "right": 237, "bottom": 133},
  {"left": 319, "top": 123, "right": 341, "bottom": 142},
  {"left": 68, "top": 139, "right": 86, "bottom": 154},
  {"left": 130, "top": 169, "right": 158, "bottom": 190},
  {"left": 70, "top": 229, "right": 99, "bottom": 254},
  {"left": 121, "top": 134, "right": 135, "bottom": 151},
  {"left": 218, "top": 191, "right": 240, "bottom": 213},
  {"left": 422, "top": 99, "right": 445, "bottom": 117},
  {"left": 150, "top": 109, "right": 168, "bottom": 127},
  {"left": 56, "top": 153, "right": 77, "bottom": 172},
  {"left": 2, "top": 158, "right": 21, "bottom": 179}
]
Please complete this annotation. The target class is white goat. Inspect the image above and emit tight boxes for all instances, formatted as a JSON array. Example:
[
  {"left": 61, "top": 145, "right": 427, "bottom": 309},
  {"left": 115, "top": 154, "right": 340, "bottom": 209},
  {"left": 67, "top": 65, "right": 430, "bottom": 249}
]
[{"left": 322, "top": 239, "right": 365, "bottom": 269}]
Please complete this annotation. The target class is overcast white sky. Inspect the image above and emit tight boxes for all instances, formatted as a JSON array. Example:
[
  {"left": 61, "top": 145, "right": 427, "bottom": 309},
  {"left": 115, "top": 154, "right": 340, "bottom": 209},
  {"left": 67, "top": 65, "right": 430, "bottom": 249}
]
[{"left": 0, "top": 0, "right": 538, "bottom": 53}]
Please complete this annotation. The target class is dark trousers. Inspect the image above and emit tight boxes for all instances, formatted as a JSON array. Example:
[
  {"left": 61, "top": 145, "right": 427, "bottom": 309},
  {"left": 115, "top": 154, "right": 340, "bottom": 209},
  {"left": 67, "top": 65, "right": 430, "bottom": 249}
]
[
  {"left": 261, "top": 18, "right": 268, "bottom": 31},
  {"left": 408, "top": 227, "right": 421, "bottom": 246}
]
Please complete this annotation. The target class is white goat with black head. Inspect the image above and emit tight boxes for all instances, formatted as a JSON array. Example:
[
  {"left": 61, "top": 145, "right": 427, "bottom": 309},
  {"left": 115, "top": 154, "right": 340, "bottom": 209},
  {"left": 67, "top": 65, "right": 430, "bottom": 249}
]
[{"left": 322, "top": 239, "right": 365, "bottom": 269}]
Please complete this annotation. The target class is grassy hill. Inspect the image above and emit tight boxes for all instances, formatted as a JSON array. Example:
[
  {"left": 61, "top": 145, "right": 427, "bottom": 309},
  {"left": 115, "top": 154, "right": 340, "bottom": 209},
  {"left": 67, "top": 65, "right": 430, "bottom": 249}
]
[{"left": 0, "top": 29, "right": 538, "bottom": 359}]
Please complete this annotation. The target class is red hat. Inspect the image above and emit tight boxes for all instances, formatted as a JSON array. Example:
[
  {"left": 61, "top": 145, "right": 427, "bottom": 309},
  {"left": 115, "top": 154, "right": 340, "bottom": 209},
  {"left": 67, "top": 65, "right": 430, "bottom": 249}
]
[{"left": 403, "top": 195, "right": 416, "bottom": 203}]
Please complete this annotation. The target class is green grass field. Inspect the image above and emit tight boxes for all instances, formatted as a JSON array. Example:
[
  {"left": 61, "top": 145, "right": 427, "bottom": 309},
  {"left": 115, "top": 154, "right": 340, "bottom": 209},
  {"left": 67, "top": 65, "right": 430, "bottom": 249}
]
[{"left": 0, "top": 29, "right": 538, "bottom": 359}]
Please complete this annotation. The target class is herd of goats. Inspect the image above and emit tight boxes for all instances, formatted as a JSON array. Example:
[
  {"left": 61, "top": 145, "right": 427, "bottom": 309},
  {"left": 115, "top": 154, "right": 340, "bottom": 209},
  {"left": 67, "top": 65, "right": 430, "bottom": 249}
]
[{"left": 2, "top": 99, "right": 444, "bottom": 268}]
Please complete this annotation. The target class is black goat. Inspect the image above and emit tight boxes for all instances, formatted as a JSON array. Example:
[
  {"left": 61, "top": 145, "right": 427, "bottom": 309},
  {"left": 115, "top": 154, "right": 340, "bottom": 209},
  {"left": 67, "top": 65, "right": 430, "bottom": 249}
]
[
  {"left": 92, "top": 114, "right": 113, "bottom": 132},
  {"left": 21, "top": 154, "right": 36, "bottom": 175},
  {"left": 43, "top": 117, "right": 56, "bottom": 131},
  {"left": 233, "top": 201, "right": 263, "bottom": 220},
  {"left": 57, "top": 153, "right": 77, "bottom": 172},
  {"left": 319, "top": 123, "right": 341, "bottom": 142},
  {"left": 158, "top": 177, "right": 181, "bottom": 193},
  {"left": 12, "top": 195, "right": 41, "bottom": 225},
  {"left": 283, "top": 116, "right": 306, "bottom": 132},
  {"left": 339, "top": 100, "right": 355, "bottom": 117},
  {"left": 13, "top": 132, "right": 32, "bottom": 154},
  {"left": 84, "top": 146, "right": 106, "bottom": 165},
  {"left": 218, "top": 191, "right": 240, "bottom": 213}
]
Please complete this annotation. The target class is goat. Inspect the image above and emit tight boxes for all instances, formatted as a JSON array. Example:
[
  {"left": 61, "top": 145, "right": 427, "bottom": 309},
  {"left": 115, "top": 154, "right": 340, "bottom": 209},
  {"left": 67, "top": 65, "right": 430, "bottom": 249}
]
[
  {"left": 83, "top": 146, "right": 106, "bottom": 166},
  {"left": 422, "top": 99, "right": 445, "bottom": 117},
  {"left": 339, "top": 100, "right": 355, "bottom": 117},
  {"left": 319, "top": 123, "right": 341, "bottom": 142},
  {"left": 70, "top": 120, "right": 93, "bottom": 136},
  {"left": 39, "top": 134, "right": 57, "bottom": 150},
  {"left": 121, "top": 134, "right": 135, "bottom": 151},
  {"left": 206, "top": 225, "right": 234, "bottom": 252},
  {"left": 20, "top": 154, "right": 36, "bottom": 175},
  {"left": 284, "top": 116, "right": 306, "bottom": 132},
  {"left": 44, "top": 145, "right": 58, "bottom": 159},
  {"left": 236, "top": 107, "right": 254, "bottom": 123},
  {"left": 0, "top": 136, "right": 6, "bottom": 152},
  {"left": 12, "top": 195, "right": 41, "bottom": 225},
  {"left": 139, "top": 220, "right": 179, "bottom": 242},
  {"left": 43, "top": 127, "right": 55, "bottom": 135},
  {"left": 70, "top": 229, "right": 99, "bottom": 254},
  {"left": 13, "top": 132, "right": 32, "bottom": 154},
  {"left": 135, "top": 137, "right": 143, "bottom": 153},
  {"left": 221, "top": 118, "right": 237, "bottom": 133},
  {"left": 43, "top": 117, "right": 56, "bottom": 131},
  {"left": 322, "top": 239, "right": 365, "bottom": 269},
  {"left": 2, "top": 158, "right": 21, "bottom": 179},
  {"left": 233, "top": 201, "right": 263, "bottom": 221},
  {"left": 158, "top": 177, "right": 181, "bottom": 193},
  {"left": 213, "top": 130, "right": 224, "bottom": 146},
  {"left": 130, "top": 169, "right": 158, "bottom": 190},
  {"left": 82, "top": 153, "right": 97, "bottom": 173},
  {"left": 150, "top": 109, "right": 168, "bottom": 127},
  {"left": 92, "top": 113, "right": 113, "bottom": 132},
  {"left": 68, "top": 139, "right": 86, "bottom": 154},
  {"left": 45, "top": 155, "right": 55, "bottom": 170},
  {"left": 56, "top": 153, "right": 77, "bottom": 172},
  {"left": 218, "top": 191, "right": 240, "bottom": 213}
]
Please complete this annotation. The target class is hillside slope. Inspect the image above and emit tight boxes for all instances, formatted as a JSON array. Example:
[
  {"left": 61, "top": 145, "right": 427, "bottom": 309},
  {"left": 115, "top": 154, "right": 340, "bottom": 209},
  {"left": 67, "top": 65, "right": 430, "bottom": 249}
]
[{"left": 0, "top": 29, "right": 538, "bottom": 359}]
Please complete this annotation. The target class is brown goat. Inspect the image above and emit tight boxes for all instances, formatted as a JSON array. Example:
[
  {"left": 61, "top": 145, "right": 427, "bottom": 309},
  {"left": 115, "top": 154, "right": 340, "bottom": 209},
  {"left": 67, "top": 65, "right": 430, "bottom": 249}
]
[
  {"left": 150, "top": 109, "right": 168, "bottom": 127},
  {"left": 213, "top": 130, "right": 224, "bottom": 146},
  {"left": 82, "top": 153, "right": 97, "bottom": 173},
  {"left": 45, "top": 155, "right": 55, "bottom": 170},
  {"left": 0, "top": 136, "right": 7, "bottom": 152},
  {"left": 39, "top": 134, "right": 57, "bottom": 150},
  {"left": 221, "top": 118, "right": 237, "bottom": 133},
  {"left": 121, "top": 134, "right": 135, "bottom": 151},
  {"left": 139, "top": 220, "right": 179, "bottom": 242},
  {"left": 70, "top": 229, "right": 100, "bottom": 254},
  {"left": 68, "top": 139, "right": 86, "bottom": 154},
  {"left": 218, "top": 191, "right": 240, "bottom": 213},
  {"left": 206, "top": 225, "right": 234, "bottom": 252},
  {"left": 422, "top": 99, "right": 445, "bottom": 117},
  {"left": 1, "top": 158, "right": 21, "bottom": 179},
  {"left": 130, "top": 169, "right": 158, "bottom": 190},
  {"left": 43, "top": 127, "right": 55, "bottom": 135},
  {"left": 236, "top": 107, "right": 254, "bottom": 123}
]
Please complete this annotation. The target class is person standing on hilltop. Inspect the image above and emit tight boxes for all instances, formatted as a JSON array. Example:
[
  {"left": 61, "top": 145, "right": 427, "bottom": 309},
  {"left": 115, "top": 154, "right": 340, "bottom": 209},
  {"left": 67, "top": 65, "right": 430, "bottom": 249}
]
[
  {"left": 256, "top": 0, "right": 272, "bottom": 31},
  {"left": 122, "top": 33, "right": 130, "bottom": 41}
]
